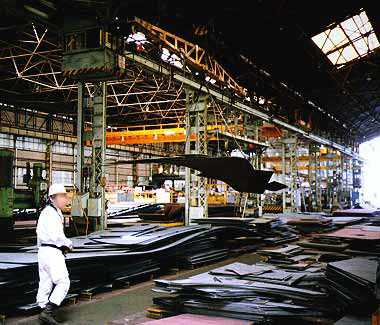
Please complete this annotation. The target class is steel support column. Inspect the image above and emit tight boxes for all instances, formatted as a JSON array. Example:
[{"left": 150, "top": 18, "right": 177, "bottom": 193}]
[
  {"left": 289, "top": 140, "right": 297, "bottom": 212},
  {"left": 90, "top": 81, "right": 107, "bottom": 230},
  {"left": 185, "top": 89, "right": 208, "bottom": 224},
  {"left": 282, "top": 143, "right": 286, "bottom": 212},
  {"left": 75, "top": 82, "right": 85, "bottom": 192},
  {"left": 45, "top": 141, "right": 53, "bottom": 186},
  {"left": 308, "top": 143, "right": 322, "bottom": 211},
  {"left": 352, "top": 158, "right": 361, "bottom": 206},
  {"left": 254, "top": 150, "right": 263, "bottom": 215},
  {"left": 132, "top": 153, "right": 139, "bottom": 187},
  {"left": 282, "top": 137, "right": 300, "bottom": 212}
]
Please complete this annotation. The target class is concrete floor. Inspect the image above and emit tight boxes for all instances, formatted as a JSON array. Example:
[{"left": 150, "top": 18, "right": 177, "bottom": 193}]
[{"left": 6, "top": 253, "right": 261, "bottom": 325}]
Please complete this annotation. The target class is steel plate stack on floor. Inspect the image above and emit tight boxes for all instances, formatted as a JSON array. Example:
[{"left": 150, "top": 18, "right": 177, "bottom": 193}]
[
  {"left": 257, "top": 245, "right": 309, "bottom": 265},
  {"left": 283, "top": 227, "right": 380, "bottom": 267},
  {"left": 271, "top": 213, "right": 366, "bottom": 234},
  {"left": 148, "top": 216, "right": 380, "bottom": 323},
  {"left": 272, "top": 213, "right": 335, "bottom": 234},
  {"left": 329, "top": 217, "right": 366, "bottom": 227},
  {"left": 320, "top": 225, "right": 380, "bottom": 256},
  {"left": 369, "top": 216, "right": 380, "bottom": 226},
  {"left": 108, "top": 204, "right": 242, "bottom": 225},
  {"left": 0, "top": 224, "right": 257, "bottom": 313},
  {"left": 192, "top": 218, "right": 258, "bottom": 230},
  {"left": 139, "top": 204, "right": 184, "bottom": 222},
  {"left": 107, "top": 203, "right": 163, "bottom": 225},
  {"left": 151, "top": 261, "right": 338, "bottom": 324},
  {"left": 140, "top": 313, "right": 253, "bottom": 325},
  {"left": 107, "top": 203, "right": 162, "bottom": 219},
  {"left": 192, "top": 217, "right": 299, "bottom": 248},
  {"left": 325, "top": 257, "right": 380, "bottom": 314},
  {"left": 297, "top": 238, "right": 352, "bottom": 262},
  {"left": 257, "top": 244, "right": 332, "bottom": 271},
  {"left": 0, "top": 262, "right": 39, "bottom": 311},
  {"left": 250, "top": 217, "right": 300, "bottom": 245},
  {"left": 332, "top": 208, "right": 380, "bottom": 218},
  {"left": 151, "top": 258, "right": 380, "bottom": 323}
]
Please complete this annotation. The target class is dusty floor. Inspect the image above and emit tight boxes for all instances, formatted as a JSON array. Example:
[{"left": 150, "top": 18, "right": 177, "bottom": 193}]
[{"left": 6, "top": 253, "right": 261, "bottom": 325}]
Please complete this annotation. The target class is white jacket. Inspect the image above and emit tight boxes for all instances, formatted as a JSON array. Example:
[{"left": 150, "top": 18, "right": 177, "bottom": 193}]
[{"left": 36, "top": 205, "right": 72, "bottom": 248}]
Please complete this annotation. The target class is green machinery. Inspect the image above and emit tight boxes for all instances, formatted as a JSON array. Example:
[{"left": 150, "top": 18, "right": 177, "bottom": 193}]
[{"left": 0, "top": 149, "right": 46, "bottom": 233}]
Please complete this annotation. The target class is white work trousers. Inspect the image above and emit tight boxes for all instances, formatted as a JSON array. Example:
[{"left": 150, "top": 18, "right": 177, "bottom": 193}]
[{"left": 36, "top": 247, "right": 70, "bottom": 308}]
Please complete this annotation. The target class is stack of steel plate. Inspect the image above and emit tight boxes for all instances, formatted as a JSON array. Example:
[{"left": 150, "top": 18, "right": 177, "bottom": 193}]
[
  {"left": 332, "top": 208, "right": 380, "bottom": 217},
  {"left": 192, "top": 217, "right": 299, "bottom": 246},
  {"left": 108, "top": 204, "right": 241, "bottom": 224},
  {"left": 107, "top": 203, "right": 163, "bottom": 219},
  {"left": 192, "top": 218, "right": 258, "bottom": 231},
  {"left": 329, "top": 217, "right": 366, "bottom": 227},
  {"left": 321, "top": 225, "right": 380, "bottom": 256},
  {"left": 278, "top": 214, "right": 335, "bottom": 234},
  {"left": 152, "top": 261, "right": 338, "bottom": 323},
  {"left": 325, "top": 257, "right": 380, "bottom": 314},
  {"left": 0, "top": 224, "right": 258, "bottom": 313},
  {"left": 295, "top": 225, "right": 380, "bottom": 260},
  {"left": 297, "top": 238, "right": 352, "bottom": 262},
  {"left": 140, "top": 313, "right": 253, "bottom": 325},
  {"left": 257, "top": 244, "right": 311, "bottom": 265}
]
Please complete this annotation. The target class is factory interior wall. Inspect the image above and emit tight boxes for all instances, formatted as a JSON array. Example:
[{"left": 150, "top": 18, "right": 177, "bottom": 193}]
[{"left": 0, "top": 133, "right": 152, "bottom": 189}]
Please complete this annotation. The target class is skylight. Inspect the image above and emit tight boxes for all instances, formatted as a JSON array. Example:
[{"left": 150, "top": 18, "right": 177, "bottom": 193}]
[{"left": 311, "top": 10, "right": 380, "bottom": 67}]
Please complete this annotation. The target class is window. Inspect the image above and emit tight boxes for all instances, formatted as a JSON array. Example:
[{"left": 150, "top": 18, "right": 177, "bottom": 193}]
[
  {"left": 126, "top": 175, "right": 134, "bottom": 187},
  {"left": 311, "top": 10, "right": 380, "bottom": 67},
  {"left": 53, "top": 142, "right": 73, "bottom": 155},
  {"left": 0, "top": 133, "right": 13, "bottom": 148},
  {"left": 17, "top": 167, "right": 28, "bottom": 186},
  {"left": 16, "top": 136, "right": 46, "bottom": 151},
  {"left": 52, "top": 170, "right": 74, "bottom": 186}
]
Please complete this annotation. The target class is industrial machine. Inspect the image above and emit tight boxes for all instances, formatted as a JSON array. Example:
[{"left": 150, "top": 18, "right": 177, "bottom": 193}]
[{"left": 0, "top": 149, "right": 47, "bottom": 234}]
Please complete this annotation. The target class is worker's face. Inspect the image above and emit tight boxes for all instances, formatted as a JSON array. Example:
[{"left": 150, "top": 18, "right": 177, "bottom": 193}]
[{"left": 52, "top": 193, "right": 68, "bottom": 210}]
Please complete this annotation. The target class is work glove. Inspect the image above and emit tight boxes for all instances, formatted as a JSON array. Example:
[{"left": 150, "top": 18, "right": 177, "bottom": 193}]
[{"left": 60, "top": 245, "right": 72, "bottom": 256}]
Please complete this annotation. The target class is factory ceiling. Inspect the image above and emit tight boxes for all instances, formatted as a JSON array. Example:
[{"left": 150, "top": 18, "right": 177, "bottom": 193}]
[{"left": 1, "top": 0, "right": 380, "bottom": 142}]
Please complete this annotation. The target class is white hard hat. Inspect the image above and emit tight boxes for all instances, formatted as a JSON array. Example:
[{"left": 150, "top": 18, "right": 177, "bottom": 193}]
[{"left": 48, "top": 184, "right": 67, "bottom": 196}]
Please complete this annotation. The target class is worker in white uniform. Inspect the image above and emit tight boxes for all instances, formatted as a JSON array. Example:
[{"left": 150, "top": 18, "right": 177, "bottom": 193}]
[{"left": 36, "top": 184, "right": 73, "bottom": 325}]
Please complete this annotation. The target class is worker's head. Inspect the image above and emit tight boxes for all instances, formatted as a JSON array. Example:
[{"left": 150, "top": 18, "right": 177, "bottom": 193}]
[{"left": 48, "top": 184, "right": 68, "bottom": 210}]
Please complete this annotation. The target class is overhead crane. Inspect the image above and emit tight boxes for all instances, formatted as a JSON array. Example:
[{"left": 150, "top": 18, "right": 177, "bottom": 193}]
[
  {"left": 105, "top": 124, "right": 269, "bottom": 146},
  {"left": 106, "top": 125, "right": 226, "bottom": 145},
  {"left": 125, "top": 19, "right": 360, "bottom": 159},
  {"left": 130, "top": 17, "right": 247, "bottom": 98}
]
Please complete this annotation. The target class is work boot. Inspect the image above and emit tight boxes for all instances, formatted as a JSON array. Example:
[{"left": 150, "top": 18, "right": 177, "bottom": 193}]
[{"left": 39, "top": 302, "right": 60, "bottom": 325}]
